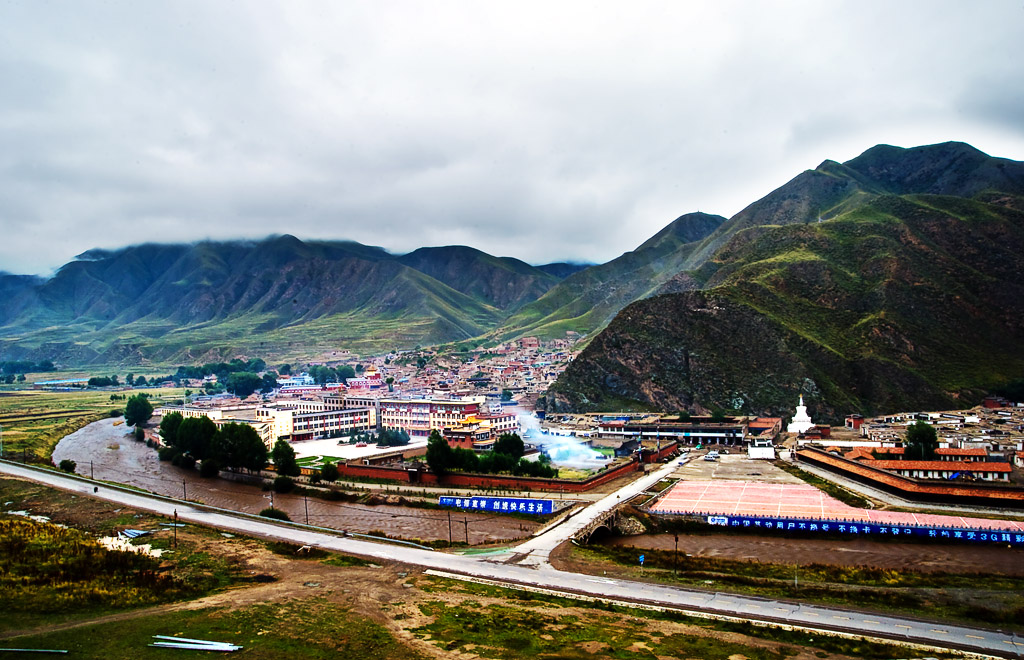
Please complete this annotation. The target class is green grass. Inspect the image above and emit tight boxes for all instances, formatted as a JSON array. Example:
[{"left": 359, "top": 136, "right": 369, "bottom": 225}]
[
  {"left": 410, "top": 578, "right": 943, "bottom": 660},
  {"left": 0, "top": 387, "right": 186, "bottom": 461},
  {"left": 575, "top": 544, "right": 1024, "bottom": 630},
  {"left": 8, "top": 598, "right": 422, "bottom": 659}
]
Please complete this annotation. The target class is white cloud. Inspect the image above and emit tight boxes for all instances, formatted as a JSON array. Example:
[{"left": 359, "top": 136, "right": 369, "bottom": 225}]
[{"left": 1, "top": 0, "right": 1023, "bottom": 274}]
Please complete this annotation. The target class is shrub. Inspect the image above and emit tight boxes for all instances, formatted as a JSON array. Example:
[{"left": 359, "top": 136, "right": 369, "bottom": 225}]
[
  {"left": 259, "top": 507, "right": 290, "bottom": 521},
  {"left": 320, "top": 462, "right": 340, "bottom": 482},
  {"left": 158, "top": 447, "right": 178, "bottom": 462},
  {"left": 273, "top": 475, "right": 295, "bottom": 493},
  {"left": 58, "top": 459, "right": 77, "bottom": 473},
  {"left": 309, "top": 472, "right": 322, "bottom": 485},
  {"left": 199, "top": 459, "right": 221, "bottom": 478},
  {"left": 108, "top": 409, "right": 123, "bottom": 418}
]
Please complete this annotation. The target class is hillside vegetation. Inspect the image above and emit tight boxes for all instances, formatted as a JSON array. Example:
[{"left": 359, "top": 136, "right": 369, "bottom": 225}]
[{"left": 548, "top": 142, "right": 1024, "bottom": 419}]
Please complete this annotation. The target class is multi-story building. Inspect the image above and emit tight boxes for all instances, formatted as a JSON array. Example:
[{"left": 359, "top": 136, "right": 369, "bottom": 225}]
[
  {"left": 378, "top": 395, "right": 487, "bottom": 438},
  {"left": 255, "top": 405, "right": 374, "bottom": 443}
]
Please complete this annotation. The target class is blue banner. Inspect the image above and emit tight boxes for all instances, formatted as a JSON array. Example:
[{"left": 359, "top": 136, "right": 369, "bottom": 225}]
[
  {"left": 439, "top": 496, "right": 554, "bottom": 515},
  {"left": 705, "top": 515, "right": 1024, "bottom": 547}
]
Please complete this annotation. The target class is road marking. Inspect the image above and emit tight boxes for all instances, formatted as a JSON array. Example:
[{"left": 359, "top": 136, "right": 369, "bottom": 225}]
[
  {"left": 774, "top": 607, "right": 788, "bottom": 612},
  {"left": 832, "top": 616, "right": 850, "bottom": 620},
  {"left": 805, "top": 612, "right": 819, "bottom": 617},
  {"left": 965, "top": 635, "right": 984, "bottom": 640},
  {"left": 930, "top": 629, "right": 948, "bottom": 634},
  {"left": 863, "top": 620, "right": 880, "bottom": 624},
  {"left": 896, "top": 624, "right": 912, "bottom": 629},
  {"left": 748, "top": 604, "right": 760, "bottom": 609}
]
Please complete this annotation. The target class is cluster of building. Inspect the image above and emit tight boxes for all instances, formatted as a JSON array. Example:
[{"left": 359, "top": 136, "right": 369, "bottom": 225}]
[{"left": 794, "top": 401, "right": 1024, "bottom": 483}]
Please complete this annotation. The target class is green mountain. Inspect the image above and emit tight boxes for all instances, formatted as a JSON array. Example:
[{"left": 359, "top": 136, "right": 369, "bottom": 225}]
[
  {"left": 490, "top": 212, "right": 726, "bottom": 341},
  {"left": 0, "top": 236, "right": 566, "bottom": 365},
  {"left": 547, "top": 142, "right": 1024, "bottom": 419}
]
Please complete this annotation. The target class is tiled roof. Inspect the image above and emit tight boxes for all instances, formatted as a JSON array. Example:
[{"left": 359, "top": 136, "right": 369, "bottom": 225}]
[
  {"left": 935, "top": 447, "right": 988, "bottom": 456},
  {"left": 867, "top": 460, "right": 1011, "bottom": 473}
]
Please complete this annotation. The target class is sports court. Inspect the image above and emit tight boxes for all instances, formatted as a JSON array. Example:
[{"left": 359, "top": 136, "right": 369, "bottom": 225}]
[{"left": 651, "top": 480, "right": 1024, "bottom": 532}]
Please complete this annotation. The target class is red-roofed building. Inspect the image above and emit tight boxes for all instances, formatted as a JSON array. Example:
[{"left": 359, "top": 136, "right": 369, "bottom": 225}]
[
  {"left": 935, "top": 447, "right": 988, "bottom": 462},
  {"left": 867, "top": 460, "right": 1010, "bottom": 481}
]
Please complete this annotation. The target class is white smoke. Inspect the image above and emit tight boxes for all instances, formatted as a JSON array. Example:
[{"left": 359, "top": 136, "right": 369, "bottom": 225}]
[{"left": 518, "top": 414, "right": 606, "bottom": 469}]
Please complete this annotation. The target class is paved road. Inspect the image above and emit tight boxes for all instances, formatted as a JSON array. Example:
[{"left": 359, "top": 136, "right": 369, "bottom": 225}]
[
  {"left": 2, "top": 460, "right": 1022, "bottom": 658},
  {"left": 509, "top": 457, "right": 684, "bottom": 566}
]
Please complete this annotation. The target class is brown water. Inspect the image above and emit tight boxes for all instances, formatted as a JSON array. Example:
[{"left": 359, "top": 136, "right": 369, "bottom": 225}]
[{"left": 50, "top": 419, "right": 539, "bottom": 544}]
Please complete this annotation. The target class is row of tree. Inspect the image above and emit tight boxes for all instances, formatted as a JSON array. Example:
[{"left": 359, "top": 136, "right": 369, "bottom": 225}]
[
  {"left": 425, "top": 431, "right": 557, "bottom": 478},
  {"left": 350, "top": 428, "right": 411, "bottom": 447},
  {"left": 158, "top": 412, "right": 269, "bottom": 474},
  {"left": 1, "top": 360, "right": 54, "bottom": 374}
]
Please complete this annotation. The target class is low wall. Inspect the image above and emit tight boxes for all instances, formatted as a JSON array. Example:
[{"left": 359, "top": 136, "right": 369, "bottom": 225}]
[
  {"left": 795, "top": 448, "right": 1024, "bottom": 509},
  {"left": 298, "top": 453, "right": 644, "bottom": 492}
]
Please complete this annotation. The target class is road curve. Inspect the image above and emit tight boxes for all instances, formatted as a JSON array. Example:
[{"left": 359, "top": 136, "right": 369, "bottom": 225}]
[{"left": 2, "top": 460, "right": 1021, "bottom": 658}]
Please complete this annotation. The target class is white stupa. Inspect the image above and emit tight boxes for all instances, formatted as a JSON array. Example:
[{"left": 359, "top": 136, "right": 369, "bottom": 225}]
[{"left": 786, "top": 395, "right": 815, "bottom": 434}]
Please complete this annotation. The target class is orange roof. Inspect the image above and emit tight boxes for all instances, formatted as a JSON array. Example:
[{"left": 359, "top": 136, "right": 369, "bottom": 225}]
[
  {"left": 935, "top": 447, "right": 988, "bottom": 456},
  {"left": 868, "top": 460, "right": 1011, "bottom": 473}
]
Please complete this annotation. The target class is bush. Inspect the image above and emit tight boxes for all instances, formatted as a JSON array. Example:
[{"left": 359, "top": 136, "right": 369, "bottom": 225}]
[
  {"left": 320, "top": 462, "right": 340, "bottom": 482},
  {"left": 158, "top": 447, "right": 178, "bottom": 462},
  {"left": 108, "top": 409, "right": 123, "bottom": 418},
  {"left": 309, "top": 472, "right": 322, "bottom": 485},
  {"left": 58, "top": 459, "right": 77, "bottom": 473},
  {"left": 273, "top": 475, "right": 295, "bottom": 493},
  {"left": 134, "top": 426, "right": 145, "bottom": 442},
  {"left": 259, "top": 507, "right": 290, "bottom": 521},
  {"left": 199, "top": 459, "right": 221, "bottom": 478},
  {"left": 171, "top": 453, "right": 196, "bottom": 470}
]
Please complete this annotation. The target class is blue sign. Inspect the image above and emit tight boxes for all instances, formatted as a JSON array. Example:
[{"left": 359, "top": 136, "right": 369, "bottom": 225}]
[
  {"left": 703, "top": 515, "right": 1024, "bottom": 547},
  {"left": 639, "top": 554, "right": 645, "bottom": 565},
  {"left": 439, "top": 496, "right": 554, "bottom": 515}
]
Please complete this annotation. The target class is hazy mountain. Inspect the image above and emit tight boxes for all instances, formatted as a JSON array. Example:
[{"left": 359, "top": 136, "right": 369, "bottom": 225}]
[
  {"left": 547, "top": 142, "right": 1024, "bottom": 418},
  {"left": 0, "top": 236, "right": 563, "bottom": 364}
]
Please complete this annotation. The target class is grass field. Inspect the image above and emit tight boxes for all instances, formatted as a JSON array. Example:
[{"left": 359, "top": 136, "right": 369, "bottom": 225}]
[
  {"left": 0, "top": 476, "right": 959, "bottom": 660},
  {"left": 571, "top": 543, "right": 1024, "bottom": 631},
  {"left": 0, "top": 387, "right": 186, "bottom": 461}
]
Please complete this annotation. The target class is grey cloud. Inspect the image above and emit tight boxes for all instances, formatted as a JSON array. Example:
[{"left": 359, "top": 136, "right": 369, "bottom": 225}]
[{"left": 1, "top": 1, "right": 1023, "bottom": 275}]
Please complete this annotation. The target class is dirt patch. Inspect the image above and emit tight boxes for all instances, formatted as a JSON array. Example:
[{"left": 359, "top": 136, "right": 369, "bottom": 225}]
[{"left": 598, "top": 532, "right": 1024, "bottom": 575}]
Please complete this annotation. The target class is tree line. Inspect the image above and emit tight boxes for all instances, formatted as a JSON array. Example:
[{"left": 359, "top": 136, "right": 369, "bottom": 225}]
[{"left": 425, "top": 432, "right": 557, "bottom": 478}]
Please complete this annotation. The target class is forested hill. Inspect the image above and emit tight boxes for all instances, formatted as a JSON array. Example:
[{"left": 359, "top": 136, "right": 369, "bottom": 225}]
[
  {"left": 0, "top": 236, "right": 569, "bottom": 365},
  {"left": 546, "top": 142, "right": 1024, "bottom": 420}
]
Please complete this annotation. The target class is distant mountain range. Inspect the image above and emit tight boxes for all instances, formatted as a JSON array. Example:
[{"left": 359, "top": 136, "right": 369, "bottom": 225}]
[
  {"left": 547, "top": 142, "right": 1024, "bottom": 420},
  {"left": 3, "top": 141, "right": 1023, "bottom": 420},
  {"left": 0, "top": 236, "right": 580, "bottom": 364}
]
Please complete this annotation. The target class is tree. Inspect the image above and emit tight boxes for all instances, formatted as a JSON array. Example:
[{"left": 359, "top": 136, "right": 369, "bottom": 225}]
[
  {"left": 337, "top": 365, "right": 355, "bottom": 383},
  {"left": 176, "top": 416, "right": 218, "bottom": 461},
  {"left": 260, "top": 372, "right": 279, "bottom": 393},
  {"left": 124, "top": 394, "right": 154, "bottom": 428},
  {"left": 126, "top": 373, "right": 134, "bottom": 386},
  {"left": 278, "top": 363, "right": 292, "bottom": 375},
  {"left": 904, "top": 421, "right": 938, "bottom": 460},
  {"left": 320, "top": 462, "right": 340, "bottom": 482},
  {"left": 58, "top": 459, "right": 77, "bottom": 473},
  {"left": 160, "top": 412, "right": 184, "bottom": 444},
  {"left": 212, "top": 423, "right": 268, "bottom": 472},
  {"left": 134, "top": 375, "right": 148, "bottom": 387},
  {"left": 676, "top": 411, "right": 692, "bottom": 422},
  {"left": 710, "top": 408, "right": 728, "bottom": 423},
  {"left": 493, "top": 433, "right": 525, "bottom": 460},
  {"left": 272, "top": 439, "right": 300, "bottom": 477},
  {"left": 385, "top": 376, "right": 394, "bottom": 392},
  {"left": 501, "top": 389, "right": 513, "bottom": 402},
  {"left": 227, "top": 372, "right": 262, "bottom": 398},
  {"left": 425, "top": 430, "right": 454, "bottom": 476},
  {"left": 16, "top": 374, "right": 25, "bottom": 383}
]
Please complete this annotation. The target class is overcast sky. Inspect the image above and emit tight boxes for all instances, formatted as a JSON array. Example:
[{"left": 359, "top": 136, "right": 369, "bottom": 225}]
[{"left": 2, "top": 1, "right": 1023, "bottom": 275}]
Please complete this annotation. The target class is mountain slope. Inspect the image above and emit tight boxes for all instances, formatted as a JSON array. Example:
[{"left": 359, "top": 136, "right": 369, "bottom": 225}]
[
  {"left": 397, "top": 246, "right": 559, "bottom": 311},
  {"left": 491, "top": 212, "right": 726, "bottom": 341},
  {"left": 0, "top": 236, "right": 553, "bottom": 364},
  {"left": 548, "top": 143, "right": 1024, "bottom": 419}
]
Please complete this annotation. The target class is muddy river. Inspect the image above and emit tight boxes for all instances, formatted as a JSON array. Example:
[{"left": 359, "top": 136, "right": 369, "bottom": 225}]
[{"left": 50, "top": 419, "right": 541, "bottom": 544}]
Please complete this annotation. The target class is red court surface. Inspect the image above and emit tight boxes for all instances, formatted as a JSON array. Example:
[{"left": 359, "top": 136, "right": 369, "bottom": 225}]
[{"left": 651, "top": 480, "right": 1024, "bottom": 532}]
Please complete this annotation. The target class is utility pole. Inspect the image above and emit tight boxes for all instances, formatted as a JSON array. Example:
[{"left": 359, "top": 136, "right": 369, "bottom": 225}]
[
  {"left": 182, "top": 480, "right": 187, "bottom": 501},
  {"left": 90, "top": 460, "right": 94, "bottom": 479},
  {"left": 173, "top": 509, "right": 178, "bottom": 548},
  {"left": 304, "top": 493, "right": 309, "bottom": 525},
  {"left": 461, "top": 517, "right": 469, "bottom": 544},
  {"left": 0, "top": 422, "right": 4, "bottom": 458},
  {"left": 674, "top": 534, "right": 679, "bottom": 577},
  {"left": 447, "top": 510, "right": 453, "bottom": 546}
]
